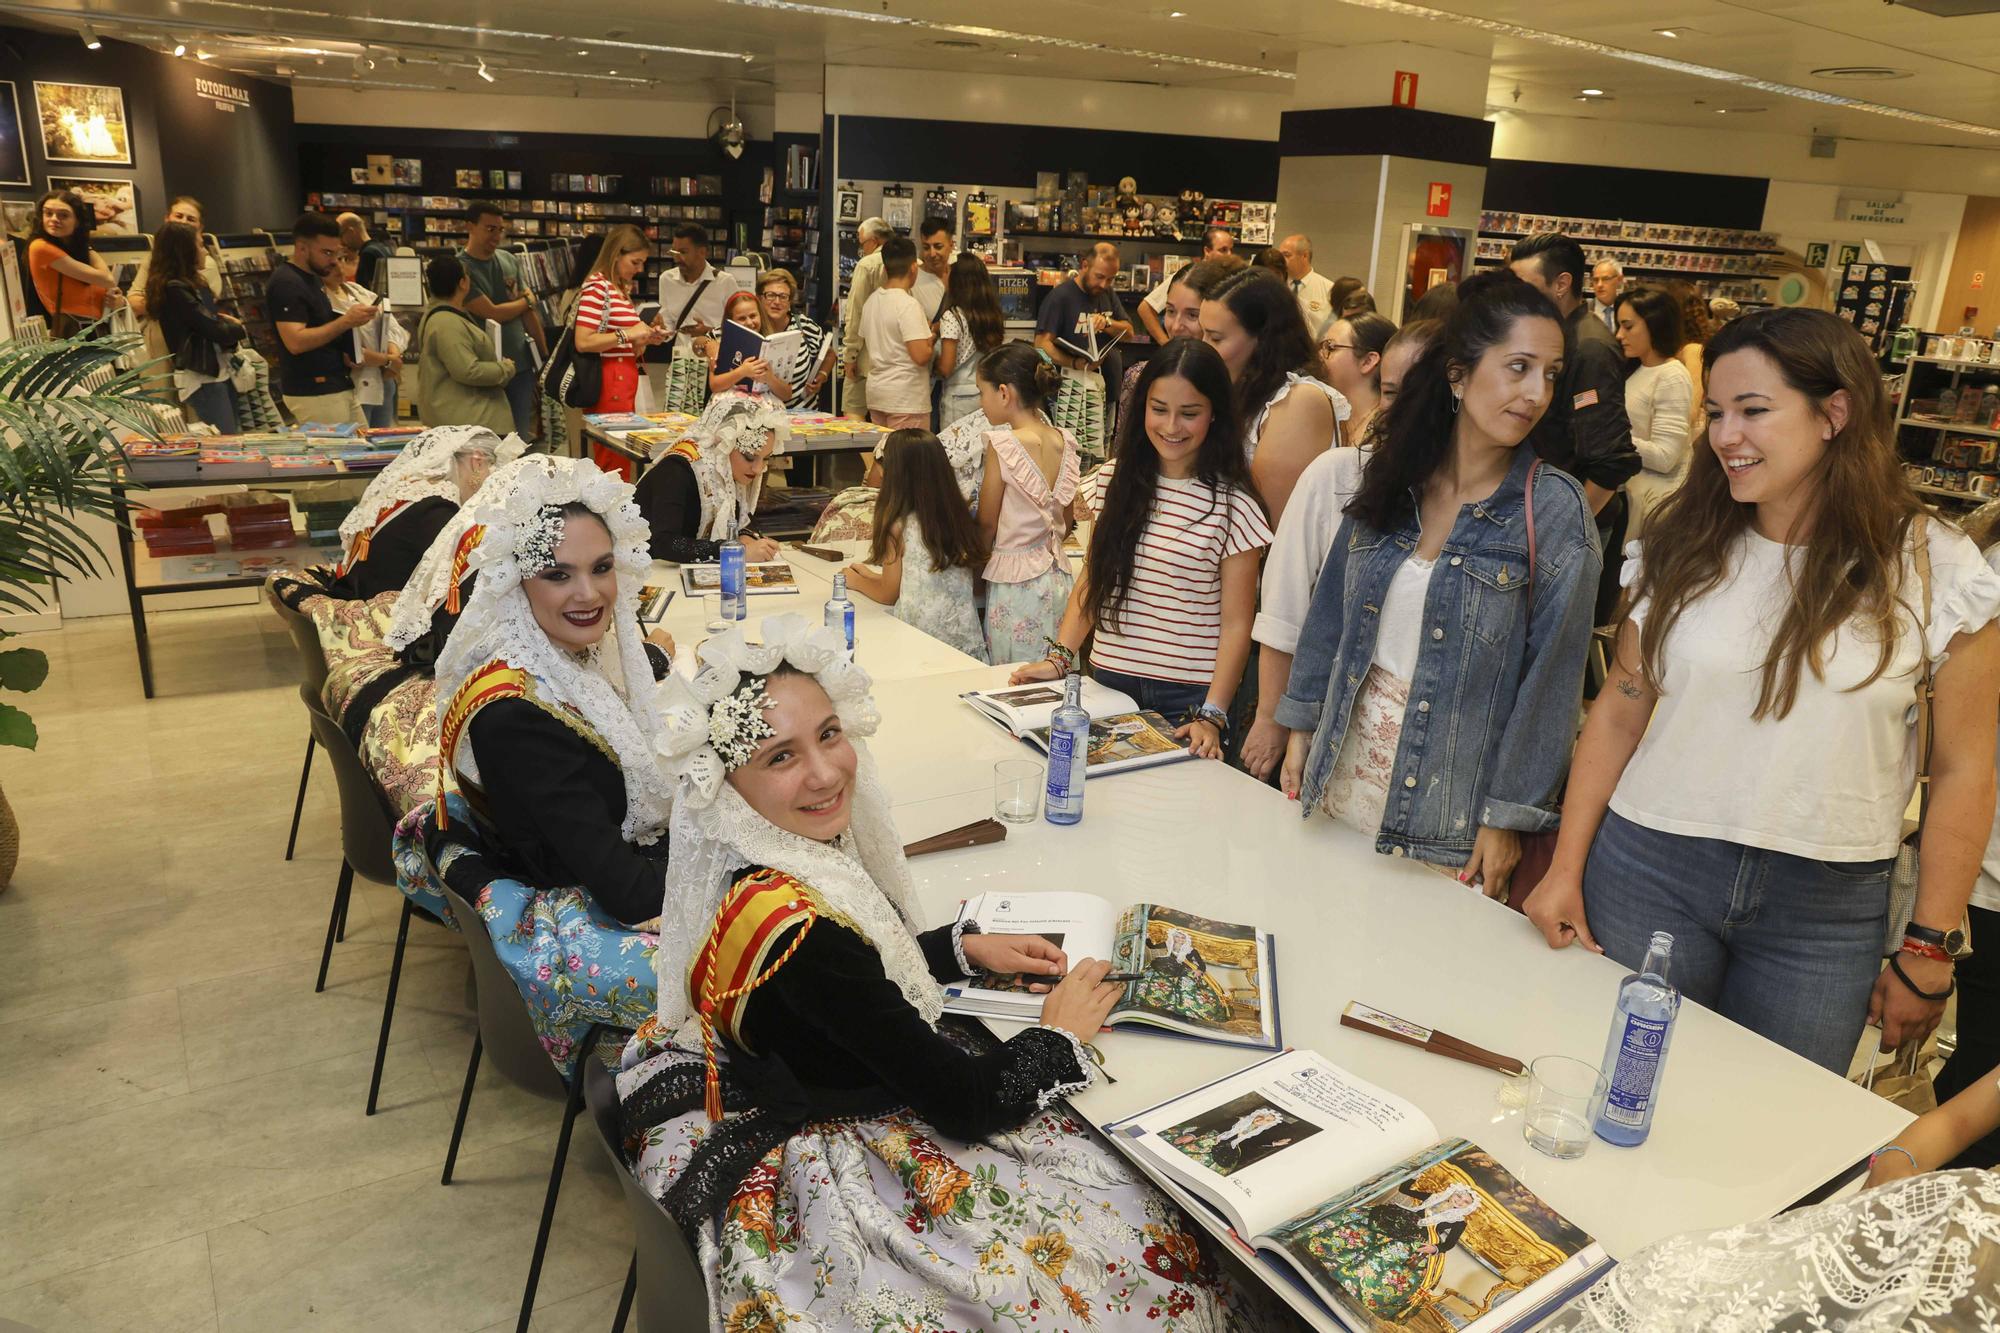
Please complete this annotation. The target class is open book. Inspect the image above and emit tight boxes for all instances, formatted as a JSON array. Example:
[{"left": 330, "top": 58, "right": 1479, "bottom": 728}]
[
  {"left": 679, "top": 561, "right": 799, "bottom": 596},
  {"left": 944, "top": 893, "right": 1277, "bottom": 1049},
  {"left": 1056, "top": 322, "right": 1128, "bottom": 366},
  {"left": 718, "top": 320, "right": 803, "bottom": 380},
  {"left": 637, "top": 584, "right": 675, "bottom": 624},
  {"left": 1112, "top": 1052, "right": 1610, "bottom": 1332},
  {"left": 961, "top": 682, "right": 1194, "bottom": 776}
]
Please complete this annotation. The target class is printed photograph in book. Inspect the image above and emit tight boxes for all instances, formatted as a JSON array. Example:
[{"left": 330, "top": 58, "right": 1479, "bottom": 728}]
[
  {"left": 1162, "top": 1091, "right": 1323, "bottom": 1178},
  {"left": 1268, "top": 1140, "right": 1594, "bottom": 1333},
  {"left": 988, "top": 684, "right": 1062, "bottom": 709},
  {"left": 1116, "top": 906, "right": 1263, "bottom": 1035}
]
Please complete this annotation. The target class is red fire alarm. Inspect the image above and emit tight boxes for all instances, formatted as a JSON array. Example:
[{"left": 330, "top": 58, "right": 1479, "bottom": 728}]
[
  {"left": 1392, "top": 70, "right": 1419, "bottom": 108},
  {"left": 1426, "top": 182, "right": 1452, "bottom": 217}
]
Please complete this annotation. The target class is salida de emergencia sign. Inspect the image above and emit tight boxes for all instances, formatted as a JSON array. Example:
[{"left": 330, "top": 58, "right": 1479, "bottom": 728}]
[{"left": 1839, "top": 194, "right": 1908, "bottom": 226}]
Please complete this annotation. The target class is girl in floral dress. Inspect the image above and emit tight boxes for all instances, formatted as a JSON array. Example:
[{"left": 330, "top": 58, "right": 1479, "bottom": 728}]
[
  {"left": 841, "top": 429, "right": 989, "bottom": 661},
  {"left": 616, "top": 614, "right": 1279, "bottom": 1332},
  {"left": 976, "top": 343, "right": 1081, "bottom": 664}
]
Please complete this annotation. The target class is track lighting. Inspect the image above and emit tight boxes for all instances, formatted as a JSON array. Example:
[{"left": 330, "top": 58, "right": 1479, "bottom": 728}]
[
  {"left": 172, "top": 39, "right": 187, "bottom": 57},
  {"left": 80, "top": 24, "right": 102, "bottom": 49},
  {"left": 476, "top": 57, "right": 494, "bottom": 82}
]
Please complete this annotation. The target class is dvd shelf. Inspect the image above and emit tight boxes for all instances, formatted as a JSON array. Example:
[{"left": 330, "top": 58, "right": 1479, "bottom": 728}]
[{"left": 1472, "top": 210, "right": 1783, "bottom": 307}]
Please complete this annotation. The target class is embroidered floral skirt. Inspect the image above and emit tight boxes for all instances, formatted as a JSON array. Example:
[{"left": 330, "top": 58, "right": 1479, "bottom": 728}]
[
  {"left": 1318, "top": 664, "right": 1410, "bottom": 838},
  {"left": 359, "top": 673, "right": 441, "bottom": 817},
  {"left": 984, "top": 564, "right": 1075, "bottom": 668},
  {"left": 392, "top": 794, "right": 659, "bottom": 1076},
  {"left": 615, "top": 1042, "right": 1288, "bottom": 1333}
]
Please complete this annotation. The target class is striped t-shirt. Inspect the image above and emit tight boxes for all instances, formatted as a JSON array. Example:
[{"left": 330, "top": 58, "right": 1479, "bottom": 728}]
[
  {"left": 575, "top": 273, "right": 642, "bottom": 362},
  {"left": 1081, "top": 462, "right": 1273, "bottom": 683}
]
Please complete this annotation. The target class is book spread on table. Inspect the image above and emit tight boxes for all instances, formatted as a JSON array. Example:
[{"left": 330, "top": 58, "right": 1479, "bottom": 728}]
[
  {"left": 678, "top": 561, "right": 800, "bottom": 596},
  {"left": 959, "top": 682, "right": 1193, "bottom": 776},
  {"left": 1055, "top": 322, "right": 1128, "bottom": 366},
  {"left": 1110, "top": 1051, "right": 1610, "bottom": 1332},
  {"left": 944, "top": 892, "right": 1277, "bottom": 1049},
  {"left": 637, "top": 584, "right": 675, "bottom": 624}
]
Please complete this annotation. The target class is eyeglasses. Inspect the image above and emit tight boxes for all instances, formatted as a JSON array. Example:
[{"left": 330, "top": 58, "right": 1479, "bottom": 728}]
[{"left": 1318, "top": 342, "right": 1357, "bottom": 357}]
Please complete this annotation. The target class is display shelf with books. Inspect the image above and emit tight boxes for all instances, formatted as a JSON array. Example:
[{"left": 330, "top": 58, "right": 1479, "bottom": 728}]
[{"left": 1471, "top": 209, "right": 1784, "bottom": 308}]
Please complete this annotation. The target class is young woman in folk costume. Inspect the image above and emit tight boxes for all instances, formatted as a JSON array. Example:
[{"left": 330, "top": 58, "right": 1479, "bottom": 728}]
[
  {"left": 391, "top": 455, "right": 677, "bottom": 1070},
  {"left": 319, "top": 425, "right": 527, "bottom": 600},
  {"left": 615, "top": 614, "right": 1282, "bottom": 1332},
  {"left": 634, "top": 393, "right": 786, "bottom": 565}
]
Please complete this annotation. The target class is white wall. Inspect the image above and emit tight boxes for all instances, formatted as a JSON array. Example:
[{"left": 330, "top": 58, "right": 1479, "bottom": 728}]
[
  {"left": 1760, "top": 182, "right": 1965, "bottom": 330},
  {"left": 290, "top": 86, "right": 776, "bottom": 140},
  {"left": 823, "top": 64, "right": 1286, "bottom": 141}
]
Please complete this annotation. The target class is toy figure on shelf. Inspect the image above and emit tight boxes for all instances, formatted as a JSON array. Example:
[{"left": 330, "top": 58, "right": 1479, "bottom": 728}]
[{"left": 1116, "top": 176, "right": 1142, "bottom": 212}]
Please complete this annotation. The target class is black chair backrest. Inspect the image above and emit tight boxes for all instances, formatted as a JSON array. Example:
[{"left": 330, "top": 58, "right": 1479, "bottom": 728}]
[
  {"left": 267, "top": 584, "right": 331, "bottom": 698},
  {"left": 436, "top": 879, "right": 570, "bottom": 1103},
  {"left": 303, "top": 697, "right": 398, "bottom": 885},
  {"left": 580, "top": 1054, "right": 707, "bottom": 1330}
]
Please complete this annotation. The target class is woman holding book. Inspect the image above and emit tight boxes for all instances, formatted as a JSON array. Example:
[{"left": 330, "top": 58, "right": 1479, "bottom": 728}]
[
  {"left": 840, "top": 429, "right": 989, "bottom": 661},
  {"left": 1200, "top": 267, "right": 1347, "bottom": 525},
  {"left": 614, "top": 614, "right": 1263, "bottom": 1332},
  {"left": 755, "top": 268, "right": 830, "bottom": 410},
  {"left": 1522, "top": 308, "right": 2000, "bottom": 1074},
  {"left": 634, "top": 393, "right": 785, "bottom": 564},
  {"left": 1011, "top": 338, "right": 1270, "bottom": 760},
  {"left": 935, "top": 253, "right": 1006, "bottom": 430},
  {"left": 707, "top": 289, "right": 793, "bottom": 399},
  {"left": 1276, "top": 273, "right": 1600, "bottom": 901}
]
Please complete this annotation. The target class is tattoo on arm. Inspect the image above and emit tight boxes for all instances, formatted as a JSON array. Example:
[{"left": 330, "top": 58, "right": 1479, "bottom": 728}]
[{"left": 1615, "top": 677, "right": 1643, "bottom": 701}]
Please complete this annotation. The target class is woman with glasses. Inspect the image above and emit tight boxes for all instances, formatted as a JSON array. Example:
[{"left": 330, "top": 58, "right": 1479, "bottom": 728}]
[
  {"left": 1320, "top": 312, "right": 1397, "bottom": 446},
  {"left": 754, "top": 267, "right": 831, "bottom": 410}
]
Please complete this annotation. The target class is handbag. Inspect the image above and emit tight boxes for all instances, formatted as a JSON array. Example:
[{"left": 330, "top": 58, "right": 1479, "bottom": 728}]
[
  {"left": 1884, "top": 515, "right": 1940, "bottom": 955},
  {"left": 1503, "top": 458, "right": 1562, "bottom": 911},
  {"left": 50, "top": 272, "right": 83, "bottom": 339},
  {"left": 662, "top": 277, "right": 715, "bottom": 415},
  {"left": 540, "top": 320, "right": 603, "bottom": 409}
]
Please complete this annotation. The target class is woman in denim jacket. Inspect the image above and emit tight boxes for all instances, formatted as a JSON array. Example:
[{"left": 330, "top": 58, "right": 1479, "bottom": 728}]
[{"left": 1276, "top": 273, "right": 1601, "bottom": 900}]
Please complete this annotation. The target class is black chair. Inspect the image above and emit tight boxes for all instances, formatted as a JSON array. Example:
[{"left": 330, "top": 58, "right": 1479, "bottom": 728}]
[
  {"left": 434, "top": 875, "right": 626, "bottom": 1333},
  {"left": 267, "top": 585, "right": 329, "bottom": 861},
  {"left": 581, "top": 1055, "right": 706, "bottom": 1333}
]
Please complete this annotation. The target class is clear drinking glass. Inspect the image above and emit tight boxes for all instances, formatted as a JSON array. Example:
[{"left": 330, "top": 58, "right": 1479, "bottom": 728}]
[
  {"left": 703, "top": 592, "right": 725, "bottom": 631},
  {"left": 993, "top": 759, "right": 1043, "bottom": 824},
  {"left": 1524, "top": 1055, "right": 1608, "bottom": 1160}
]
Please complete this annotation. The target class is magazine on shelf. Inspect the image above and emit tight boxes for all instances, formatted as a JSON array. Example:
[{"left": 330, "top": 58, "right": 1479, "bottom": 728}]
[
  {"left": 959, "top": 682, "right": 1194, "bottom": 776},
  {"left": 945, "top": 894, "right": 1278, "bottom": 1049},
  {"left": 678, "top": 562, "right": 800, "bottom": 596},
  {"left": 1110, "top": 1051, "right": 1610, "bottom": 1332}
]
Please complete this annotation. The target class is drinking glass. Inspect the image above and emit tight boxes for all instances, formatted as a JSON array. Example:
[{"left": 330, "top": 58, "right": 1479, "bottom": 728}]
[
  {"left": 993, "top": 759, "right": 1043, "bottom": 824},
  {"left": 1523, "top": 1055, "right": 1608, "bottom": 1160},
  {"left": 703, "top": 593, "right": 725, "bottom": 631}
]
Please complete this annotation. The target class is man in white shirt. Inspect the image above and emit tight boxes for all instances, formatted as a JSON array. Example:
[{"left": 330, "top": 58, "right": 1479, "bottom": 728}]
[
  {"left": 839, "top": 216, "right": 892, "bottom": 419},
  {"left": 1590, "top": 259, "right": 1624, "bottom": 333},
  {"left": 915, "top": 217, "right": 953, "bottom": 323},
  {"left": 657, "top": 222, "right": 739, "bottom": 348},
  {"left": 1137, "top": 226, "right": 1234, "bottom": 345},
  {"left": 1279, "top": 233, "right": 1336, "bottom": 340},
  {"left": 858, "top": 236, "right": 935, "bottom": 431}
]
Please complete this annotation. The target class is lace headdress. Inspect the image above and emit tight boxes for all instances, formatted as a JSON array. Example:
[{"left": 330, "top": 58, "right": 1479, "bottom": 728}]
[
  {"left": 383, "top": 453, "right": 538, "bottom": 653},
  {"left": 641, "top": 392, "right": 789, "bottom": 542},
  {"left": 649, "top": 613, "right": 938, "bottom": 1043},
  {"left": 432, "top": 454, "right": 673, "bottom": 842},
  {"left": 337, "top": 425, "right": 527, "bottom": 553}
]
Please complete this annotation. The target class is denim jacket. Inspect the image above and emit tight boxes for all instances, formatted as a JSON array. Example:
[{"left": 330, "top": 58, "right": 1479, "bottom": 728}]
[{"left": 1273, "top": 446, "right": 1601, "bottom": 866}]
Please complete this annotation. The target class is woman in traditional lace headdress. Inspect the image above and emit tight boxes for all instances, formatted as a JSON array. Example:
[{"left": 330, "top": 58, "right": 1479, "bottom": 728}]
[
  {"left": 319, "top": 425, "right": 528, "bottom": 601},
  {"left": 1130, "top": 922, "right": 1232, "bottom": 1022},
  {"left": 633, "top": 393, "right": 785, "bottom": 564},
  {"left": 616, "top": 613, "right": 1268, "bottom": 1332}
]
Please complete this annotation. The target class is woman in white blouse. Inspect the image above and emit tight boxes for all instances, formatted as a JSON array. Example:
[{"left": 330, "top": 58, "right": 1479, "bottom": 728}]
[
  {"left": 1524, "top": 308, "right": 2000, "bottom": 1073},
  {"left": 1613, "top": 287, "right": 1694, "bottom": 536}
]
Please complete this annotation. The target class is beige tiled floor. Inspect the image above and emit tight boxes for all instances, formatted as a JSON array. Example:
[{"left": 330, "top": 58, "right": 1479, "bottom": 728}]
[{"left": 0, "top": 607, "right": 633, "bottom": 1332}]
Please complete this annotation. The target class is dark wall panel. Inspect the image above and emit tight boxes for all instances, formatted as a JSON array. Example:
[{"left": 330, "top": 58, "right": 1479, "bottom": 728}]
[
  {"left": 0, "top": 24, "right": 294, "bottom": 235},
  {"left": 1483, "top": 158, "right": 1769, "bottom": 230},
  {"left": 836, "top": 114, "right": 1280, "bottom": 200}
]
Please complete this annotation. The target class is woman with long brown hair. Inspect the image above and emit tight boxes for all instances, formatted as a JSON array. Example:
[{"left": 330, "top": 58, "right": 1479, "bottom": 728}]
[
  {"left": 1524, "top": 307, "right": 2000, "bottom": 1073},
  {"left": 842, "top": 429, "right": 989, "bottom": 661},
  {"left": 574, "top": 223, "right": 668, "bottom": 475},
  {"left": 145, "top": 220, "right": 245, "bottom": 430}
]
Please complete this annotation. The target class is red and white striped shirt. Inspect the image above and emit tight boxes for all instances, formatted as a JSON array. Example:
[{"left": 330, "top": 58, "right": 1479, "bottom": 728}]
[
  {"left": 1080, "top": 462, "right": 1273, "bottom": 683},
  {"left": 575, "top": 273, "right": 642, "bottom": 362}
]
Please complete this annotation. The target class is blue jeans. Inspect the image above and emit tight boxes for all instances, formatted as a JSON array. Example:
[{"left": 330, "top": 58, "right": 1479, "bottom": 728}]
[
  {"left": 1584, "top": 809, "right": 1891, "bottom": 1073},
  {"left": 186, "top": 380, "right": 239, "bottom": 434},
  {"left": 504, "top": 362, "right": 538, "bottom": 439},
  {"left": 363, "top": 377, "right": 399, "bottom": 430},
  {"left": 1091, "top": 666, "right": 1209, "bottom": 723}
]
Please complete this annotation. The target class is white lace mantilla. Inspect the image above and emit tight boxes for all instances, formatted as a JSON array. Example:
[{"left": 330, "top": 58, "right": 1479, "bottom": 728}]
[
  {"left": 651, "top": 614, "right": 942, "bottom": 1038},
  {"left": 336, "top": 424, "right": 524, "bottom": 552},
  {"left": 432, "top": 455, "right": 673, "bottom": 843},
  {"left": 640, "top": 393, "right": 789, "bottom": 542},
  {"left": 1547, "top": 1168, "right": 2000, "bottom": 1332}
]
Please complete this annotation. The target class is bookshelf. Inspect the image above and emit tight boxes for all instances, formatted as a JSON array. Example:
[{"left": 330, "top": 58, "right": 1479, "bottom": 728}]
[{"left": 1471, "top": 210, "right": 1783, "bottom": 308}]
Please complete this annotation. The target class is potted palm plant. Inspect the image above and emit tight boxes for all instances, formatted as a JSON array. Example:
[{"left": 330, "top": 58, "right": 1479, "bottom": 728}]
[{"left": 0, "top": 326, "right": 168, "bottom": 886}]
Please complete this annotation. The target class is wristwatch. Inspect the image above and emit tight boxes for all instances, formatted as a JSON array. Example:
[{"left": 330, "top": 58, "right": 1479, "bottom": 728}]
[
  {"left": 1192, "top": 703, "right": 1231, "bottom": 736},
  {"left": 1903, "top": 922, "right": 1972, "bottom": 960}
]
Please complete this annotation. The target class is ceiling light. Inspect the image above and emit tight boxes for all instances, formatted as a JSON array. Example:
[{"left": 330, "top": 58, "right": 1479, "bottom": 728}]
[
  {"left": 1169, "top": 9, "right": 1188, "bottom": 15},
  {"left": 1579, "top": 88, "right": 1604, "bottom": 96},
  {"left": 1654, "top": 28, "right": 1678, "bottom": 38},
  {"left": 708, "top": 0, "right": 1293, "bottom": 78},
  {"left": 1811, "top": 66, "right": 1914, "bottom": 81},
  {"left": 171, "top": 39, "right": 186, "bottom": 56},
  {"left": 1328, "top": 0, "right": 2000, "bottom": 137},
  {"left": 477, "top": 57, "right": 494, "bottom": 81},
  {"left": 80, "top": 23, "right": 102, "bottom": 49},
  {"left": 925, "top": 38, "right": 985, "bottom": 51}
]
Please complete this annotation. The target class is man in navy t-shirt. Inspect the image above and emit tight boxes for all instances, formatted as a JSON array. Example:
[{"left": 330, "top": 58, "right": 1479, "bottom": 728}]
[
  {"left": 1034, "top": 242, "right": 1132, "bottom": 392},
  {"left": 268, "top": 211, "right": 377, "bottom": 425}
]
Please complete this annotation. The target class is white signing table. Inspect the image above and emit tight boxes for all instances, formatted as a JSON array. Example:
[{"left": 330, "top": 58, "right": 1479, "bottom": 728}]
[{"left": 646, "top": 552, "right": 1910, "bottom": 1330}]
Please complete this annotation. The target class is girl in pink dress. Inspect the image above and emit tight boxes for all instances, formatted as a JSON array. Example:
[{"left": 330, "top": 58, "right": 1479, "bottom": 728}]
[{"left": 975, "top": 344, "right": 1081, "bottom": 664}]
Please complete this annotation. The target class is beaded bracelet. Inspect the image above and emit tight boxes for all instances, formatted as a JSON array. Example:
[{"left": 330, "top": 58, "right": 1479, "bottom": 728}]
[
  {"left": 1869, "top": 1144, "right": 1917, "bottom": 1173},
  {"left": 1043, "top": 638, "right": 1076, "bottom": 674}
]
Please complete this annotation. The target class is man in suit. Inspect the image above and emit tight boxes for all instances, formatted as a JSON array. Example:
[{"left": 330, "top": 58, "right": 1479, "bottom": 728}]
[
  {"left": 1279, "top": 233, "right": 1336, "bottom": 340},
  {"left": 1590, "top": 259, "right": 1624, "bottom": 333}
]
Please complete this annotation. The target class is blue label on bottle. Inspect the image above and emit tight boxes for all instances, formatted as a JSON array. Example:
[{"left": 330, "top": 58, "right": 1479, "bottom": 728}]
[
  {"left": 841, "top": 605, "right": 854, "bottom": 650},
  {"left": 1603, "top": 1014, "right": 1669, "bottom": 1126},
  {"left": 1046, "top": 728, "right": 1079, "bottom": 801}
]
